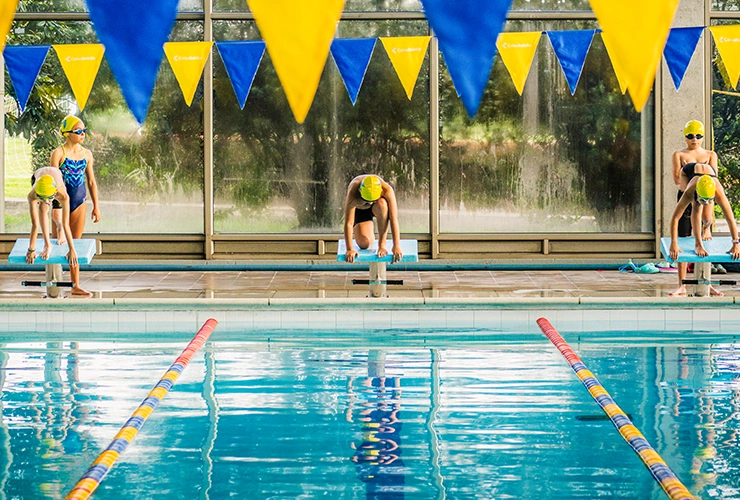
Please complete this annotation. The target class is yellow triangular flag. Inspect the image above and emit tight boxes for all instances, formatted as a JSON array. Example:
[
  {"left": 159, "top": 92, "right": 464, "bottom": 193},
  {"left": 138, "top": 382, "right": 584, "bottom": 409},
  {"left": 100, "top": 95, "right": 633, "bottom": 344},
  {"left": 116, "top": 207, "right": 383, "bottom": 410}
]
[
  {"left": 601, "top": 33, "right": 628, "bottom": 94},
  {"left": 164, "top": 41, "right": 213, "bottom": 106},
  {"left": 248, "top": 0, "right": 344, "bottom": 123},
  {"left": 589, "top": 0, "right": 679, "bottom": 112},
  {"left": 53, "top": 44, "right": 105, "bottom": 111},
  {"left": 380, "top": 36, "right": 431, "bottom": 99},
  {"left": 496, "top": 32, "right": 541, "bottom": 96},
  {"left": 710, "top": 26, "right": 740, "bottom": 90},
  {"left": 0, "top": 0, "right": 18, "bottom": 53}
]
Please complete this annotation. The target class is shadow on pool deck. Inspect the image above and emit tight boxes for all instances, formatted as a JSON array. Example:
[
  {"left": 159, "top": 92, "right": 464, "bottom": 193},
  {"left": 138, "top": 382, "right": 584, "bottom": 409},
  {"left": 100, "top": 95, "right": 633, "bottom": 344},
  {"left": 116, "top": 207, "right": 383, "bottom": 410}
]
[{"left": 0, "top": 268, "right": 735, "bottom": 300}]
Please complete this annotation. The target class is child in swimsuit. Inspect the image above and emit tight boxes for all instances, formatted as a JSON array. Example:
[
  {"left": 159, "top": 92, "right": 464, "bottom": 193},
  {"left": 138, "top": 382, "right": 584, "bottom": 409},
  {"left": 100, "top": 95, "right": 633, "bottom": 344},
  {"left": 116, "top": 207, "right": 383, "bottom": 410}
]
[{"left": 49, "top": 115, "right": 100, "bottom": 297}]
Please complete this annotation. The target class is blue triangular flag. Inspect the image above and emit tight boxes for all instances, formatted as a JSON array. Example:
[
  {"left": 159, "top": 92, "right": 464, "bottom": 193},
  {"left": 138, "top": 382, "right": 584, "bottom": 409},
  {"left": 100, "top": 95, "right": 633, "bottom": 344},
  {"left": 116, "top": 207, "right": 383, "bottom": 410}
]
[
  {"left": 419, "top": 0, "right": 512, "bottom": 118},
  {"left": 4, "top": 45, "right": 50, "bottom": 113},
  {"left": 663, "top": 27, "right": 704, "bottom": 91},
  {"left": 546, "top": 30, "right": 595, "bottom": 95},
  {"left": 85, "top": 0, "right": 179, "bottom": 124},
  {"left": 216, "top": 41, "right": 266, "bottom": 109},
  {"left": 330, "top": 38, "right": 376, "bottom": 105}
]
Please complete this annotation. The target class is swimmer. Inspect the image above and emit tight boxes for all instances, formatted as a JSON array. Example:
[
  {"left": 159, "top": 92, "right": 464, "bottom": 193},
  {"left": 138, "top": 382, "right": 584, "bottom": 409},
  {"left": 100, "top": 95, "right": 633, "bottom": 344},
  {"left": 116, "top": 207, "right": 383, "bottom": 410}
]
[
  {"left": 49, "top": 115, "right": 100, "bottom": 247},
  {"left": 343, "top": 174, "right": 403, "bottom": 263},
  {"left": 27, "top": 168, "right": 90, "bottom": 297},
  {"left": 669, "top": 174, "right": 740, "bottom": 297}
]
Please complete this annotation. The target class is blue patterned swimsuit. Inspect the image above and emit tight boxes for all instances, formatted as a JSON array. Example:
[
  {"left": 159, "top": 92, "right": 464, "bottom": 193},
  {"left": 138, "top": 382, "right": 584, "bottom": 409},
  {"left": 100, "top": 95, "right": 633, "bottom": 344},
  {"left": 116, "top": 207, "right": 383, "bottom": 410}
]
[{"left": 60, "top": 148, "right": 87, "bottom": 212}]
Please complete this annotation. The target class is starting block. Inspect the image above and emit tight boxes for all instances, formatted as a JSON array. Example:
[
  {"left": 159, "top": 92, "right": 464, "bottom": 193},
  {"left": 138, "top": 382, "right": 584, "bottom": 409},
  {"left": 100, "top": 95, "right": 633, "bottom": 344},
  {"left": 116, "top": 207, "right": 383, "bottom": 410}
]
[
  {"left": 9, "top": 238, "right": 96, "bottom": 298},
  {"left": 660, "top": 237, "right": 738, "bottom": 297},
  {"left": 337, "top": 239, "right": 418, "bottom": 297}
]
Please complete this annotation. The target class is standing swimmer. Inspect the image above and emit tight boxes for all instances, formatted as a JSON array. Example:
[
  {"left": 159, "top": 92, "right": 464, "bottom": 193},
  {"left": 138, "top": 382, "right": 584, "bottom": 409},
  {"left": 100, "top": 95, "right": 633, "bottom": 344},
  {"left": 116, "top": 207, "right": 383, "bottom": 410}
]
[{"left": 49, "top": 116, "right": 99, "bottom": 295}]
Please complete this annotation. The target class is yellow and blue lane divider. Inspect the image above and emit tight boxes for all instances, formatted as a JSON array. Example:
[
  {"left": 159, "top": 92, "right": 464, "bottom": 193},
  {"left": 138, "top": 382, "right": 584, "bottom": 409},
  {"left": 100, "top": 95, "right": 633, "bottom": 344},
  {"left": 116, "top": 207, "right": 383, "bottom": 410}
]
[
  {"left": 536, "top": 318, "right": 694, "bottom": 500},
  {"left": 65, "top": 318, "right": 219, "bottom": 500}
]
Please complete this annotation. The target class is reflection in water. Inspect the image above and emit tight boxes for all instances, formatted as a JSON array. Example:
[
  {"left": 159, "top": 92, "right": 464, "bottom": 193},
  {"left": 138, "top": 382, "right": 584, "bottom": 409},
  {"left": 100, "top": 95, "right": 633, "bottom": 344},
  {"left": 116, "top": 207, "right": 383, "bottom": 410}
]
[{"left": 351, "top": 350, "right": 405, "bottom": 499}]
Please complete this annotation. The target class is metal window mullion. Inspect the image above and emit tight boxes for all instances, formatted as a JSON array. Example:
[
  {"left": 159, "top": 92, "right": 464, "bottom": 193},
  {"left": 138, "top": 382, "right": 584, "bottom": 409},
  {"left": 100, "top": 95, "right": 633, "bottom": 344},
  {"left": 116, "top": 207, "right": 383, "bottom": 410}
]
[
  {"left": 204, "top": 0, "right": 214, "bottom": 258},
  {"left": 429, "top": 32, "right": 439, "bottom": 259}
]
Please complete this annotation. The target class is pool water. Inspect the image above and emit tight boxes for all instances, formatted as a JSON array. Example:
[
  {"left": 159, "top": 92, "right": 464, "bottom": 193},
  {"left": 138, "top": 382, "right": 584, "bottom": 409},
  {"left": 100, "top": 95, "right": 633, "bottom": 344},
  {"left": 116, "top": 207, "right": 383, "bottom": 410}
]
[{"left": 1, "top": 333, "right": 739, "bottom": 499}]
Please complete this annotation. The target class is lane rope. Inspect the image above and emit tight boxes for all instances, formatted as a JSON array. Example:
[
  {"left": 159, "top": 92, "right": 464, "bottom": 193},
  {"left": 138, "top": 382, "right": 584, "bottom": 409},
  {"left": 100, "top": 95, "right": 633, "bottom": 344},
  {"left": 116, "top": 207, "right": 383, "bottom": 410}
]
[
  {"left": 536, "top": 317, "right": 694, "bottom": 500},
  {"left": 65, "top": 318, "right": 219, "bottom": 500}
]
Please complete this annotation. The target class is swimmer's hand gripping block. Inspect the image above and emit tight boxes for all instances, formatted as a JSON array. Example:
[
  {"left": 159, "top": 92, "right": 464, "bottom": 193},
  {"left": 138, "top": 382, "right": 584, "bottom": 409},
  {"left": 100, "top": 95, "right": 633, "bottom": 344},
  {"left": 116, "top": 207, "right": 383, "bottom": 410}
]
[
  {"left": 8, "top": 238, "right": 96, "bottom": 265},
  {"left": 336, "top": 239, "right": 418, "bottom": 263},
  {"left": 660, "top": 236, "right": 739, "bottom": 263}
]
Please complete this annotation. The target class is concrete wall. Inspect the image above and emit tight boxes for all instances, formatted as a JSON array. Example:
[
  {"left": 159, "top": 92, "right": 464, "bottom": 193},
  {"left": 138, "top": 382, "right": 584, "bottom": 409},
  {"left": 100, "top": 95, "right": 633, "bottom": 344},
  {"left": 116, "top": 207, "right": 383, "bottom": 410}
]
[{"left": 659, "top": 1, "right": 708, "bottom": 236}]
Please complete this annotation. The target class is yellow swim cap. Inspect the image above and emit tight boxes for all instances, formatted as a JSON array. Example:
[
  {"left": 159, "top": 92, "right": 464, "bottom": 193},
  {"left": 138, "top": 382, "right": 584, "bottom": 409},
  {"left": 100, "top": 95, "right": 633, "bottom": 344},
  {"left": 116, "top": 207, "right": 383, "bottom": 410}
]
[
  {"left": 684, "top": 120, "right": 705, "bottom": 137},
  {"left": 359, "top": 175, "right": 382, "bottom": 201},
  {"left": 34, "top": 174, "right": 57, "bottom": 198},
  {"left": 60, "top": 115, "right": 82, "bottom": 134},
  {"left": 696, "top": 174, "right": 716, "bottom": 199}
]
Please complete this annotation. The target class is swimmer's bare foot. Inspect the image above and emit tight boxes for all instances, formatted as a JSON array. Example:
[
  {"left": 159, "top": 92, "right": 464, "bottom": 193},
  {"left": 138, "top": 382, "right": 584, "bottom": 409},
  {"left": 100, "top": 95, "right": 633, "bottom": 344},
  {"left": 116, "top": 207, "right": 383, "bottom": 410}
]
[
  {"left": 669, "top": 285, "right": 687, "bottom": 297},
  {"left": 71, "top": 286, "right": 93, "bottom": 298},
  {"left": 56, "top": 235, "right": 66, "bottom": 245},
  {"left": 710, "top": 286, "right": 724, "bottom": 297},
  {"left": 702, "top": 227, "right": 712, "bottom": 240}
]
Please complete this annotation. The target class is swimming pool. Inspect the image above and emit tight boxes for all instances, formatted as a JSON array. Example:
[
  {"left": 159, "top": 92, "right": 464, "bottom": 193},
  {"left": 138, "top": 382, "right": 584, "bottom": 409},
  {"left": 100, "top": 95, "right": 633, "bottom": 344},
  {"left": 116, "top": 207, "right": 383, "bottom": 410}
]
[{"left": 1, "top": 325, "right": 738, "bottom": 499}]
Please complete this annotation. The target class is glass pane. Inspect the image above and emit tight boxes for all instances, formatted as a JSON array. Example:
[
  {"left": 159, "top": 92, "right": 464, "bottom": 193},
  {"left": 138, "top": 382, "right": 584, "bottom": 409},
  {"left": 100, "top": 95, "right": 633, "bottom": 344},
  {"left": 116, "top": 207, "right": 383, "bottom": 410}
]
[
  {"left": 439, "top": 21, "right": 653, "bottom": 233},
  {"left": 213, "top": 20, "right": 430, "bottom": 234},
  {"left": 510, "top": 0, "right": 591, "bottom": 10},
  {"left": 214, "top": 0, "right": 422, "bottom": 12},
  {"left": 18, "top": 0, "right": 203, "bottom": 12},
  {"left": 712, "top": 0, "right": 740, "bottom": 11},
  {"left": 712, "top": 19, "right": 740, "bottom": 225},
  {"left": 3, "top": 21, "right": 205, "bottom": 234}
]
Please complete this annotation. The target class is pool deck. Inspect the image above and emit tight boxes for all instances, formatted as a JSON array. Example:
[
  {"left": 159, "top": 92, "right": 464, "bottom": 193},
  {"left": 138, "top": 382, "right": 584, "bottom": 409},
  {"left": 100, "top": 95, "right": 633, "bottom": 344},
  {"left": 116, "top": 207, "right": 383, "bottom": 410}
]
[{"left": 0, "top": 264, "right": 737, "bottom": 300}]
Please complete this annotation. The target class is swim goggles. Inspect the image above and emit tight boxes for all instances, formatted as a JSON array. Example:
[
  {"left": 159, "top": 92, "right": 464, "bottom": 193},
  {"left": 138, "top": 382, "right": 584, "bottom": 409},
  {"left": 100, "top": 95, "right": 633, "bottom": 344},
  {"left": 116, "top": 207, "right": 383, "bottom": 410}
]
[
  {"left": 37, "top": 193, "right": 55, "bottom": 202},
  {"left": 65, "top": 128, "right": 87, "bottom": 135},
  {"left": 685, "top": 134, "right": 703, "bottom": 140},
  {"left": 697, "top": 195, "right": 714, "bottom": 204}
]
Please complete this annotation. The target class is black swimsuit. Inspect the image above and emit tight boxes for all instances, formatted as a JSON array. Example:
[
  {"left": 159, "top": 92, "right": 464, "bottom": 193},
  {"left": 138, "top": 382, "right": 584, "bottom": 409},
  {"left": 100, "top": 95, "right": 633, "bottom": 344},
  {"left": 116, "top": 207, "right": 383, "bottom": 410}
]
[{"left": 354, "top": 206, "right": 375, "bottom": 226}]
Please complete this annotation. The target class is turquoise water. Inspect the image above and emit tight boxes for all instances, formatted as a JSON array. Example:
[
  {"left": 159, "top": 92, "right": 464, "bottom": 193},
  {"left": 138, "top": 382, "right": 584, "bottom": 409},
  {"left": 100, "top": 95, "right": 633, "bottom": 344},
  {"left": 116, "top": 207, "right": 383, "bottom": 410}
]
[{"left": 1, "top": 332, "right": 739, "bottom": 499}]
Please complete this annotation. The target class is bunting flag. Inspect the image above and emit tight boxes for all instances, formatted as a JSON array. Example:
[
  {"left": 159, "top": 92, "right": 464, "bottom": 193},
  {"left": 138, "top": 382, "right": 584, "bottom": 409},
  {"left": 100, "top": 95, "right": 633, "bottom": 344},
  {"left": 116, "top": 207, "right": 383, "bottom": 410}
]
[
  {"left": 710, "top": 25, "right": 740, "bottom": 90},
  {"left": 330, "top": 38, "right": 376, "bottom": 105},
  {"left": 419, "top": 0, "right": 512, "bottom": 118},
  {"left": 53, "top": 44, "right": 105, "bottom": 111},
  {"left": 547, "top": 30, "right": 595, "bottom": 95},
  {"left": 216, "top": 41, "right": 266, "bottom": 109},
  {"left": 86, "top": 0, "right": 179, "bottom": 124},
  {"left": 380, "top": 36, "right": 431, "bottom": 99},
  {"left": 663, "top": 27, "right": 704, "bottom": 91},
  {"left": 0, "top": 0, "right": 18, "bottom": 53},
  {"left": 4, "top": 45, "right": 49, "bottom": 113},
  {"left": 590, "top": 0, "right": 680, "bottom": 112},
  {"left": 164, "top": 41, "right": 213, "bottom": 106},
  {"left": 601, "top": 32, "right": 628, "bottom": 94},
  {"left": 496, "top": 32, "right": 542, "bottom": 95},
  {"left": 248, "top": 0, "right": 345, "bottom": 123}
]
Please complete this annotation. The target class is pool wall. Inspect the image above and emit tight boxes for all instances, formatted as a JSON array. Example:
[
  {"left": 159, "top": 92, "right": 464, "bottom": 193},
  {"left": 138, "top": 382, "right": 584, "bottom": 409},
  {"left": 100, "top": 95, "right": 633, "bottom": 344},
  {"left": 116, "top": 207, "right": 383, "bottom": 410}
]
[{"left": 1, "top": 298, "right": 739, "bottom": 336}]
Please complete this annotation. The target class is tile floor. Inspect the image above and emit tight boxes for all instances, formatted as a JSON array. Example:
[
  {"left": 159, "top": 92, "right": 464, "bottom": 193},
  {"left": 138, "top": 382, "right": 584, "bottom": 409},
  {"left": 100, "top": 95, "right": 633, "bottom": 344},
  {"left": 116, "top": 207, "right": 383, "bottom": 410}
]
[{"left": 0, "top": 266, "right": 736, "bottom": 299}]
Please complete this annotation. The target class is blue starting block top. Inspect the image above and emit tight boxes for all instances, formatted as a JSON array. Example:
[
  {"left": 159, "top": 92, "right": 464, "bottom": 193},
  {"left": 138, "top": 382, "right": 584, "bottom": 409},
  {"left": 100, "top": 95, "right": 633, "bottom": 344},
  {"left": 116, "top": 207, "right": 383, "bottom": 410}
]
[
  {"left": 8, "top": 238, "right": 97, "bottom": 265},
  {"left": 660, "top": 236, "right": 740, "bottom": 263},
  {"left": 337, "top": 239, "right": 418, "bottom": 263}
]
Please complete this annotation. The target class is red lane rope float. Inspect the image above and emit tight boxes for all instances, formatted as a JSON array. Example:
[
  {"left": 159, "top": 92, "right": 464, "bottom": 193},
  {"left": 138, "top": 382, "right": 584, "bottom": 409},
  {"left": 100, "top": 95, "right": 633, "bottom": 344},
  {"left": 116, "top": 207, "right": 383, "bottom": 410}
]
[
  {"left": 536, "top": 318, "right": 694, "bottom": 500},
  {"left": 65, "top": 318, "right": 219, "bottom": 500}
]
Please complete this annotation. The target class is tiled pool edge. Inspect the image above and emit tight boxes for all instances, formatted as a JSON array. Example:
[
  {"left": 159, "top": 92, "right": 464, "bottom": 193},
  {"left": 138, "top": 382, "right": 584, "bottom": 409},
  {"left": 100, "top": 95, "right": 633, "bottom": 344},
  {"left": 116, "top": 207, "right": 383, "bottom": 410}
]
[{"left": 0, "top": 297, "right": 738, "bottom": 335}]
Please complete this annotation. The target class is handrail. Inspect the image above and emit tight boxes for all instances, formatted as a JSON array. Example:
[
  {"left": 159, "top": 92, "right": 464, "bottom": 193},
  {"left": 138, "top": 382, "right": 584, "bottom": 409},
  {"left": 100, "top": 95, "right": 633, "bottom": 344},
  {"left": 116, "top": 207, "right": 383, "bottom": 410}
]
[{"left": 65, "top": 318, "right": 219, "bottom": 500}]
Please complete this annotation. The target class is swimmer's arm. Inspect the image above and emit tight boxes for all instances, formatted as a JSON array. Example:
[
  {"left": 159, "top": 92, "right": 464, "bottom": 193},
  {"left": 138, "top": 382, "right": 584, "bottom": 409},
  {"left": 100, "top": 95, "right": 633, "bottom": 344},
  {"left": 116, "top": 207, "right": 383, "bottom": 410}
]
[
  {"left": 85, "top": 151, "right": 101, "bottom": 223},
  {"left": 49, "top": 147, "right": 63, "bottom": 168},
  {"left": 672, "top": 151, "right": 683, "bottom": 186},
  {"left": 715, "top": 189, "right": 740, "bottom": 259},
  {"left": 670, "top": 192, "right": 692, "bottom": 260},
  {"left": 343, "top": 182, "right": 359, "bottom": 261},
  {"left": 709, "top": 151, "right": 719, "bottom": 171},
  {"left": 59, "top": 193, "right": 78, "bottom": 266}
]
